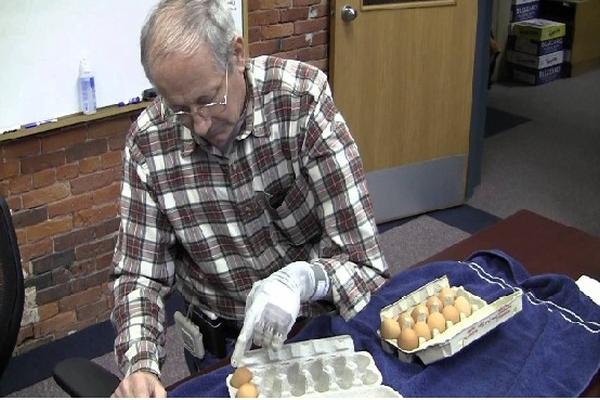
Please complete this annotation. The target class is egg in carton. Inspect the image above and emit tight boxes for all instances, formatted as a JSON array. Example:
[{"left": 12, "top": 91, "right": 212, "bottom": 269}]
[
  {"left": 379, "top": 275, "right": 522, "bottom": 364},
  {"left": 226, "top": 335, "right": 401, "bottom": 398}
]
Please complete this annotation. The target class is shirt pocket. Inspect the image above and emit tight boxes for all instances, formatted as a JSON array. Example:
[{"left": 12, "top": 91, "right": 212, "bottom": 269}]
[{"left": 264, "top": 173, "right": 322, "bottom": 246}]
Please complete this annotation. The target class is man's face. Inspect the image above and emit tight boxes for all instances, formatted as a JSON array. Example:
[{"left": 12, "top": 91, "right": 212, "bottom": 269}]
[{"left": 151, "top": 39, "right": 246, "bottom": 149}]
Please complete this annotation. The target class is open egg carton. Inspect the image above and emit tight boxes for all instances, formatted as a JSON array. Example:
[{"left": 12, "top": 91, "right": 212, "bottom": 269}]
[
  {"left": 379, "top": 275, "right": 522, "bottom": 364},
  {"left": 226, "top": 335, "right": 402, "bottom": 398}
]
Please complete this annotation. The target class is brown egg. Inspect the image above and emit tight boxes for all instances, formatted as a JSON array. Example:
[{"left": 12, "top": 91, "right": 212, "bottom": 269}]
[
  {"left": 427, "top": 311, "right": 446, "bottom": 333},
  {"left": 413, "top": 321, "right": 432, "bottom": 340},
  {"left": 236, "top": 382, "right": 259, "bottom": 398},
  {"left": 397, "top": 312, "right": 415, "bottom": 329},
  {"left": 380, "top": 317, "right": 401, "bottom": 339},
  {"left": 230, "top": 366, "right": 253, "bottom": 388},
  {"left": 454, "top": 295, "right": 472, "bottom": 317},
  {"left": 425, "top": 296, "right": 442, "bottom": 313},
  {"left": 397, "top": 327, "right": 419, "bottom": 350},
  {"left": 439, "top": 287, "right": 456, "bottom": 306},
  {"left": 442, "top": 304, "right": 460, "bottom": 324},
  {"left": 411, "top": 303, "right": 430, "bottom": 322}
]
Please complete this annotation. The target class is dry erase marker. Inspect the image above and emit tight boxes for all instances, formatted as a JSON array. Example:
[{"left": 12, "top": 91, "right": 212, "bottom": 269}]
[
  {"left": 118, "top": 97, "right": 141, "bottom": 107},
  {"left": 1, "top": 125, "right": 21, "bottom": 134},
  {"left": 21, "top": 118, "right": 58, "bottom": 129}
]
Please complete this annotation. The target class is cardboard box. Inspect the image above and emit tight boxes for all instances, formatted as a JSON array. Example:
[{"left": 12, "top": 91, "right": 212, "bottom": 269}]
[
  {"left": 379, "top": 275, "right": 523, "bottom": 365},
  {"left": 511, "top": 63, "right": 564, "bottom": 85},
  {"left": 511, "top": 1, "right": 539, "bottom": 22},
  {"left": 511, "top": 0, "right": 537, "bottom": 4},
  {"left": 511, "top": 18, "right": 566, "bottom": 41},
  {"left": 512, "top": 36, "right": 564, "bottom": 56},
  {"left": 507, "top": 49, "right": 564, "bottom": 69}
]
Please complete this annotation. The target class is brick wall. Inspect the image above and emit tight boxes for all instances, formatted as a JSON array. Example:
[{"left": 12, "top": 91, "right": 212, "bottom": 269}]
[
  {"left": 248, "top": 0, "right": 330, "bottom": 72},
  {"left": 2, "top": 1, "right": 332, "bottom": 355},
  {"left": 0, "top": 114, "right": 139, "bottom": 353}
]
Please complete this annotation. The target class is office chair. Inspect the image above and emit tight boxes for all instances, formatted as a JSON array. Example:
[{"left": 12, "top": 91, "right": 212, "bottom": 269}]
[
  {"left": 1, "top": 198, "right": 118, "bottom": 396},
  {"left": 0, "top": 196, "right": 25, "bottom": 380}
]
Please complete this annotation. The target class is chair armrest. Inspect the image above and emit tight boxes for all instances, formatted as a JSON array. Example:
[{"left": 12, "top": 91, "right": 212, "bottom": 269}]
[{"left": 53, "top": 357, "right": 120, "bottom": 397}]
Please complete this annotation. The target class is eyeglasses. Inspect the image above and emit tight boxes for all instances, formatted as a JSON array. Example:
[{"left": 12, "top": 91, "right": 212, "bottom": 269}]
[{"left": 167, "top": 66, "right": 229, "bottom": 128}]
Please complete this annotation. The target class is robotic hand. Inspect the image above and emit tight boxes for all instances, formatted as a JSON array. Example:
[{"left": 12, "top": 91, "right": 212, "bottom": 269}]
[{"left": 231, "top": 261, "right": 329, "bottom": 367}]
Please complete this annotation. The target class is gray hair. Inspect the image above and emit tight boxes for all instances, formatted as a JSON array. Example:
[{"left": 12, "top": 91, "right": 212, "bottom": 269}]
[{"left": 140, "top": 0, "right": 237, "bottom": 81}]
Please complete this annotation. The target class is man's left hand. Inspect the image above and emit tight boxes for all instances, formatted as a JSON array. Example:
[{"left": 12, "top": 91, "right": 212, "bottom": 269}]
[{"left": 231, "top": 261, "right": 324, "bottom": 366}]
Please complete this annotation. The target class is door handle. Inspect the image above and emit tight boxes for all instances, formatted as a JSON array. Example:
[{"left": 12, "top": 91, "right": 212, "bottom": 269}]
[{"left": 341, "top": 5, "right": 358, "bottom": 22}]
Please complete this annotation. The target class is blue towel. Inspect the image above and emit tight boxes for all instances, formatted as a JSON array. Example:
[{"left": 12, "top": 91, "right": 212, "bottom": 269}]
[{"left": 169, "top": 250, "right": 600, "bottom": 397}]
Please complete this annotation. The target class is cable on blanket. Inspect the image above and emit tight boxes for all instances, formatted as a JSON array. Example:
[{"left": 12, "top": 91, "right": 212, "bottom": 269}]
[{"left": 462, "top": 261, "right": 600, "bottom": 334}]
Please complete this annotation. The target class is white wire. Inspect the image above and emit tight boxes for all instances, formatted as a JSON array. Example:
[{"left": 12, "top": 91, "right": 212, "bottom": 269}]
[{"left": 461, "top": 261, "right": 600, "bottom": 334}]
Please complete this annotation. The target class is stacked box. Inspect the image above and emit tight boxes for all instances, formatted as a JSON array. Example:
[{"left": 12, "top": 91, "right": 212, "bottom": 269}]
[
  {"left": 508, "top": 18, "right": 566, "bottom": 85},
  {"left": 538, "top": 0, "right": 576, "bottom": 77},
  {"left": 507, "top": 49, "right": 564, "bottom": 69},
  {"left": 511, "top": 0, "right": 539, "bottom": 23},
  {"left": 510, "top": 18, "right": 566, "bottom": 41},
  {"left": 511, "top": 64, "right": 564, "bottom": 86},
  {"left": 512, "top": 36, "right": 564, "bottom": 56}
]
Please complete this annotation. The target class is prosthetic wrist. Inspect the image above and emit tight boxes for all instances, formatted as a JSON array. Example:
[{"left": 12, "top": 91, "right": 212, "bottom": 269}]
[{"left": 282, "top": 261, "right": 330, "bottom": 302}]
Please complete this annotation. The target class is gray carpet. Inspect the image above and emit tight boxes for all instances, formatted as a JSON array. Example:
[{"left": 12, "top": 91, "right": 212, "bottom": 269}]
[
  {"left": 469, "top": 68, "right": 600, "bottom": 236},
  {"left": 5, "top": 68, "right": 600, "bottom": 397}
]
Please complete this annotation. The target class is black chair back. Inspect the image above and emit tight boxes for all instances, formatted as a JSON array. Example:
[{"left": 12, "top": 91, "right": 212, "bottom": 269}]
[{"left": 0, "top": 196, "right": 25, "bottom": 379}]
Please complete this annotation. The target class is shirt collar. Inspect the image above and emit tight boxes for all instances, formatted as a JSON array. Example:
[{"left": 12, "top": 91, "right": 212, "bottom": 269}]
[{"left": 237, "top": 60, "right": 267, "bottom": 140}]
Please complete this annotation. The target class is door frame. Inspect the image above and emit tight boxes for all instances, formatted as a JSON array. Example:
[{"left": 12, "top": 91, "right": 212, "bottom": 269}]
[{"left": 466, "top": 0, "right": 493, "bottom": 197}]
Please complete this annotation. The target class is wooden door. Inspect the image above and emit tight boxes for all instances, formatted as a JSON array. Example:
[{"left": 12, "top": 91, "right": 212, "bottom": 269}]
[{"left": 330, "top": 0, "right": 478, "bottom": 222}]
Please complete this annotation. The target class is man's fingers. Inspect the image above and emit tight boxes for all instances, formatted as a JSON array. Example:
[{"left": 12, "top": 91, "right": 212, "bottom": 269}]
[
  {"left": 261, "top": 323, "right": 275, "bottom": 348},
  {"left": 231, "top": 306, "right": 260, "bottom": 367},
  {"left": 272, "top": 332, "right": 285, "bottom": 349},
  {"left": 154, "top": 384, "right": 167, "bottom": 398},
  {"left": 231, "top": 328, "right": 252, "bottom": 367},
  {"left": 112, "top": 371, "right": 165, "bottom": 398}
]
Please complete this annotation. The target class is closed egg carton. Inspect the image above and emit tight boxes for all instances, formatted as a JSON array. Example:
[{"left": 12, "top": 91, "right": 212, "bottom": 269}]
[
  {"left": 227, "top": 351, "right": 383, "bottom": 398},
  {"left": 379, "top": 275, "right": 522, "bottom": 364}
]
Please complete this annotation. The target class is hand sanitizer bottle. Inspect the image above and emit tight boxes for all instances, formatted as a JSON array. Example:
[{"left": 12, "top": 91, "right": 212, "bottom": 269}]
[{"left": 78, "top": 58, "right": 97, "bottom": 114}]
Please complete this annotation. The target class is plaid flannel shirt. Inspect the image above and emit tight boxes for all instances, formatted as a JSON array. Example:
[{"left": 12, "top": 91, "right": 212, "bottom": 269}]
[{"left": 111, "top": 56, "right": 388, "bottom": 377}]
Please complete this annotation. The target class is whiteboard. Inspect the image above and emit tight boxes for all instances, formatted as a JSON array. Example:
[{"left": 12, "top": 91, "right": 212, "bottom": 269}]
[{"left": 0, "top": 0, "right": 244, "bottom": 131}]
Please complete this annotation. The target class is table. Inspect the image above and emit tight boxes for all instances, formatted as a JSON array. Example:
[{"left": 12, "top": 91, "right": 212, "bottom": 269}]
[
  {"left": 419, "top": 209, "right": 600, "bottom": 396},
  {"left": 168, "top": 209, "right": 600, "bottom": 396},
  {"left": 419, "top": 209, "right": 600, "bottom": 281}
]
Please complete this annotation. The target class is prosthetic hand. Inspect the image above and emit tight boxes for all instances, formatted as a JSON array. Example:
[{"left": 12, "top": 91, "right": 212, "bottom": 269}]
[{"left": 231, "top": 261, "right": 329, "bottom": 367}]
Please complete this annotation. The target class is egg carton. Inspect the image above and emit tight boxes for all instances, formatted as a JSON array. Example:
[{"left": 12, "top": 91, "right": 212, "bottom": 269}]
[
  {"left": 237, "top": 335, "right": 356, "bottom": 366},
  {"left": 227, "top": 335, "right": 401, "bottom": 398},
  {"left": 379, "top": 275, "right": 522, "bottom": 364}
]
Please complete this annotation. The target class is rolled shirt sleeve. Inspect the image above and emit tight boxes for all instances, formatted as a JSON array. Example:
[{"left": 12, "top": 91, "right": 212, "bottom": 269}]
[
  {"left": 302, "top": 72, "right": 388, "bottom": 319},
  {"left": 111, "top": 135, "right": 176, "bottom": 377}
]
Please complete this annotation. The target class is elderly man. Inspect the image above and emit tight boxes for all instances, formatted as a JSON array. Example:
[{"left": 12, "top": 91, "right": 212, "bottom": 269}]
[{"left": 110, "top": 0, "right": 388, "bottom": 396}]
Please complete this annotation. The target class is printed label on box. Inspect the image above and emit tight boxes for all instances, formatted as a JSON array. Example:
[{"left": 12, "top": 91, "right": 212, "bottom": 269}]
[
  {"left": 507, "top": 49, "right": 564, "bottom": 69},
  {"left": 512, "top": 0, "right": 538, "bottom": 4},
  {"left": 512, "top": 63, "right": 563, "bottom": 85},
  {"left": 513, "top": 37, "right": 564, "bottom": 56},
  {"left": 511, "top": 18, "right": 566, "bottom": 41},
  {"left": 511, "top": 1, "right": 539, "bottom": 22}
]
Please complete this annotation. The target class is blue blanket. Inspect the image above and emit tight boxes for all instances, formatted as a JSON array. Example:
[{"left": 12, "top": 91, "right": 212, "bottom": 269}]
[{"left": 169, "top": 250, "right": 600, "bottom": 397}]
